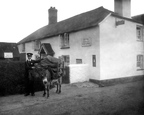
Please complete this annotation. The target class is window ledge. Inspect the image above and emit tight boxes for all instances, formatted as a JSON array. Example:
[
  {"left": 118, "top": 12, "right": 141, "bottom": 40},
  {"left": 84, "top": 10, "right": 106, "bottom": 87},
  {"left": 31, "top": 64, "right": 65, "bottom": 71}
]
[
  {"left": 61, "top": 46, "right": 70, "bottom": 49},
  {"left": 137, "top": 69, "right": 144, "bottom": 71}
]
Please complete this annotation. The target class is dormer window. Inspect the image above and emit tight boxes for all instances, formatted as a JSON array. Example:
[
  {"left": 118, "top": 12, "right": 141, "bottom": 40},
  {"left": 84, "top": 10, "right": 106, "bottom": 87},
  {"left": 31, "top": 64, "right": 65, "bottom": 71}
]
[
  {"left": 60, "top": 33, "right": 70, "bottom": 49},
  {"left": 34, "top": 40, "right": 41, "bottom": 51},
  {"left": 136, "top": 26, "right": 143, "bottom": 41}
]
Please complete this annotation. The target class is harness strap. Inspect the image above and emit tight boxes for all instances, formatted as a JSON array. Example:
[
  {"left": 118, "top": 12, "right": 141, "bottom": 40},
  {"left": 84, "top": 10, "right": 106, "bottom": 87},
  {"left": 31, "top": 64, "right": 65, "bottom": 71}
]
[{"left": 34, "top": 67, "right": 44, "bottom": 78}]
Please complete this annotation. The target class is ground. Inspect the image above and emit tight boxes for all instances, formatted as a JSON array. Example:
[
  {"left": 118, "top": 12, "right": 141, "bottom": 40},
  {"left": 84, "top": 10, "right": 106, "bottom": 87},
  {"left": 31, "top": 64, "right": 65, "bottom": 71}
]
[{"left": 0, "top": 81, "right": 144, "bottom": 115}]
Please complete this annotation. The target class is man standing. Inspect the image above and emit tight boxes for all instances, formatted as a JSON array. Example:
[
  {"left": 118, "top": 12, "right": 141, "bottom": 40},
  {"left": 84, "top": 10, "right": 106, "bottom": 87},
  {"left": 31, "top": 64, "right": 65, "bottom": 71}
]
[{"left": 24, "top": 53, "right": 41, "bottom": 96}]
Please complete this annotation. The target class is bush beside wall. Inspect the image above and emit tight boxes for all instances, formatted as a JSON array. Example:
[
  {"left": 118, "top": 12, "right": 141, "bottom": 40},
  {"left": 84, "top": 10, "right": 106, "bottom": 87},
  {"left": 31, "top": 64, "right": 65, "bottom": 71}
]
[{"left": 0, "top": 61, "right": 43, "bottom": 96}]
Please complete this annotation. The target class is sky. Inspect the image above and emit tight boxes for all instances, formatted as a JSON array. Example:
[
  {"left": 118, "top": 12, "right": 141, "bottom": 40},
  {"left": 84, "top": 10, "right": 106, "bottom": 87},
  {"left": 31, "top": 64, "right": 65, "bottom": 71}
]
[{"left": 0, "top": 0, "right": 144, "bottom": 43}]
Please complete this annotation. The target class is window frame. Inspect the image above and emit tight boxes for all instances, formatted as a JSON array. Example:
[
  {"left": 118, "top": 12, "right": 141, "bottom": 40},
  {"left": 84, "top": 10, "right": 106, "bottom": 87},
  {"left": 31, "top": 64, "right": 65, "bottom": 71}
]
[
  {"left": 137, "top": 55, "right": 144, "bottom": 70},
  {"left": 34, "top": 40, "right": 41, "bottom": 51},
  {"left": 136, "top": 25, "right": 143, "bottom": 41},
  {"left": 60, "top": 33, "right": 70, "bottom": 49}
]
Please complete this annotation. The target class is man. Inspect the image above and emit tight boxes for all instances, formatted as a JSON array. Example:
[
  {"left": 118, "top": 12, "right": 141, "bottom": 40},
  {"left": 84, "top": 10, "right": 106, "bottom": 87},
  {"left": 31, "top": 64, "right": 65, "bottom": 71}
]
[{"left": 24, "top": 53, "right": 41, "bottom": 96}]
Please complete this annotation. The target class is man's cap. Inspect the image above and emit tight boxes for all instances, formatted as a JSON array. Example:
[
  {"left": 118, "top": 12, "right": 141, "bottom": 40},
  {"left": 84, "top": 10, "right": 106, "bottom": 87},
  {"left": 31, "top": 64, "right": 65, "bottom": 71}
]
[{"left": 27, "top": 53, "right": 33, "bottom": 56}]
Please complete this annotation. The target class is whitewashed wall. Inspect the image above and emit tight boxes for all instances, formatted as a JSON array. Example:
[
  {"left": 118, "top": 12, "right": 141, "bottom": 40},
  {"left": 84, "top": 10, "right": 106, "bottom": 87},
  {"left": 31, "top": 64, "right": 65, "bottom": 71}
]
[
  {"left": 41, "top": 27, "right": 100, "bottom": 80},
  {"left": 69, "top": 64, "right": 89, "bottom": 83},
  {"left": 18, "top": 26, "right": 101, "bottom": 82},
  {"left": 18, "top": 41, "right": 39, "bottom": 60},
  {"left": 100, "top": 15, "right": 144, "bottom": 80}
]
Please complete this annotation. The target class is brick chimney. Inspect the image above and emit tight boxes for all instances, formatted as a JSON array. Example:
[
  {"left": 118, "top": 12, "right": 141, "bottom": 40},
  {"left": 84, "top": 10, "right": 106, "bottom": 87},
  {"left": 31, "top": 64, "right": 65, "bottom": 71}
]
[
  {"left": 114, "top": 0, "right": 131, "bottom": 18},
  {"left": 48, "top": 7, "right": 57, "bottom": 24}
]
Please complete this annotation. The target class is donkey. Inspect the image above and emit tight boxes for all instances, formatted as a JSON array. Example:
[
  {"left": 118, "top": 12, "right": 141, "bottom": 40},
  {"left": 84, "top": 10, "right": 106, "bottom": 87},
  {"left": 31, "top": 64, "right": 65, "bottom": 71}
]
[
  {"left": 42, "top": 68, "right": 62, "bottom": 98},
  {"left": 35, "top": 63, "right": 63, "bottom": 98}
]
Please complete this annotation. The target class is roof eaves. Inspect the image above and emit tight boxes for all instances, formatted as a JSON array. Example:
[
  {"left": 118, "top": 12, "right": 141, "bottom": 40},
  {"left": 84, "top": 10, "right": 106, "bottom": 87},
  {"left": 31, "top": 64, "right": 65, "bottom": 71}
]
[
  {"left": 18, "top": 6, "right": 110, "bottom": 44},
  {"left": 41, "top": 24, "right": 100, "bottom": 40},
  {"left": 111, "top": 13, "right": 142, "bottom": 24},
  {"left": 98, "top": 13, "right": 111, "bottom": 25}
]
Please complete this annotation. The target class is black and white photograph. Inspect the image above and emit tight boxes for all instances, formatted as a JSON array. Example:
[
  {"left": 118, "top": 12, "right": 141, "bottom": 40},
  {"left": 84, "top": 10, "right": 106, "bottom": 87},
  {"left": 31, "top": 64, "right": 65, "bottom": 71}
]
[{"left": 0, "top": 0, "right": 144, "bottom": 115}]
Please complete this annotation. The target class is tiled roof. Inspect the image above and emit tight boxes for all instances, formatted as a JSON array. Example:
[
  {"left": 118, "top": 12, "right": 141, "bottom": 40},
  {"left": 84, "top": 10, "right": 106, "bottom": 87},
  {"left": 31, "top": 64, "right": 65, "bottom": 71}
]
[
  {"left": 18, "top": 6, "right": 141, "bottom": 44},
  {"left": 39, "top": 43, "right": 54, "bottom": 55},
  {"left": 132, "top": 14, "right": 144, "bottom": 25}
]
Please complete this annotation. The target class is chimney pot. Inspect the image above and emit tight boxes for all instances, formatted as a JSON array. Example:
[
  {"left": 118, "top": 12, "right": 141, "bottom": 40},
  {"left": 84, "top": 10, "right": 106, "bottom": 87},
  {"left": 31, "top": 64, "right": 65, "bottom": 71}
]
[
  {"left": 114, "top": 0, "right": 131, "bottom": 18},
  {"left": 48, "top": 7, "right": 57, "bottom": 24}
]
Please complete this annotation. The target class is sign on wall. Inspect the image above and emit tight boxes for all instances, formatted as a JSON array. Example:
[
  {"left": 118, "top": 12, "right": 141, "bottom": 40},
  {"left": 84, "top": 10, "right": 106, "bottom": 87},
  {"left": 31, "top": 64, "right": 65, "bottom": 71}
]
[
  {"left": 76, "top": 59, "right": 82, "bottom": 64},
  {"left": 115, "top": 18, "right": 125, "bottom": 26},
  {"left": 4, "top": 52, "right": 13, "bottom": 58},
  {"left": 82, "top": 37, "right": 92, "bottom": 47},
  {"left": 92, "top": 55, "right": 96, "bottom": 67}
]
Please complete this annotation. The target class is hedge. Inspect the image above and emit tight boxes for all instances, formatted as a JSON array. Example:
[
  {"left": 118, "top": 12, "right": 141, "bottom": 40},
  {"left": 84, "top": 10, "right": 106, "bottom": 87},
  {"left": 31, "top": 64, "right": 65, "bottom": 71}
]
[{"left": 0, "top": 61, "right": 44, "bottom": 96}]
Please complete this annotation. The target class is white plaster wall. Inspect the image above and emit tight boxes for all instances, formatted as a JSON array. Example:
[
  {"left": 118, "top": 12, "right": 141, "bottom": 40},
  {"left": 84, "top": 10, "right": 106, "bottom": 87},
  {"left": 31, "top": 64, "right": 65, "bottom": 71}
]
[
  {"left": 41, "top": 27, "right": 100, "bottom": 80},
  {"left": 17, "top": 44, "right": 23, "bottom": 53},
  {"left": 18, "top": 41, "right": 39, "bottom": 60},
  {"left": 69, "top": 64, "right": 89, "bottom": 83},
  {"left": 100, "top": 16, "right": 144, "bottom": 80},
  {"left": 18, "top": 26, "right": 101, "bottom": 81}
]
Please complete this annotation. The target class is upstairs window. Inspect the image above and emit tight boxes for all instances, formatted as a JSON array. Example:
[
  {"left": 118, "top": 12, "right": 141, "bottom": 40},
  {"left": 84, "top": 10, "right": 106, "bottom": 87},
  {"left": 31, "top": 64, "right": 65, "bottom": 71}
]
[
  {"left": 137, "top": 55, "right": 143, "bottom": 70},
  {"left": 136, "top": 26, "right": 143, "bottom": 41},
  {"left": 22, "top": 43, "right": 25, "bottom": 52},
  {"left": 34, "top": 40, "right": 41, "bottom": 51},
  {"left": 60, "top": 33, "right": 70, "bottom": 49}
]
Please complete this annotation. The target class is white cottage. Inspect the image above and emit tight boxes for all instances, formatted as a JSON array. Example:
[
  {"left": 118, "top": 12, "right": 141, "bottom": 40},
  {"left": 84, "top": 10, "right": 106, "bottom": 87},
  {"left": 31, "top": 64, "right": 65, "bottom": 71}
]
[{"left": 18, "top": 0, "right": 144, "bottom": 85}]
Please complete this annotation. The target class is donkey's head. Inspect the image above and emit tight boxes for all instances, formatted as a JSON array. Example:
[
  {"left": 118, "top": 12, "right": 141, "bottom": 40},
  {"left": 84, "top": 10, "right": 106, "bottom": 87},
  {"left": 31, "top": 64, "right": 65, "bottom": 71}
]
[{"left": 38, "top": 68, "right": 51, "bottom": 85}]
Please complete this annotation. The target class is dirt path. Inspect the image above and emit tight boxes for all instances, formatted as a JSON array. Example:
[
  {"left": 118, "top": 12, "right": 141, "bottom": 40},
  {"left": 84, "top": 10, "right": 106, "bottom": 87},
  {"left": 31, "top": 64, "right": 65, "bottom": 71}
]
[{"left": 0, "top": 81, "right": 144, "bottom": 115}]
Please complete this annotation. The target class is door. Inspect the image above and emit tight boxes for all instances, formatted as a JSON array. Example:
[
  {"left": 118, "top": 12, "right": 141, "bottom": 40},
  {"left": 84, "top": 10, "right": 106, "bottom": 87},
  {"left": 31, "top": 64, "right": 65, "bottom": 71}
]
[{"left": 60, "top": 55, "right": 70, "bottom": 84}]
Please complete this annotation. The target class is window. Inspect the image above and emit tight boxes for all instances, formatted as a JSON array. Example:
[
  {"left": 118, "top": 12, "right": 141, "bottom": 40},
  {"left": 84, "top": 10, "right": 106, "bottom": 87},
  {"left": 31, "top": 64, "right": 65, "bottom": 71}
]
[
  {"left": 60, "top": 33, "right": 69, "bottom": 48},
  {"left": 34, "top": 40, "right": 41, "bottom": 51},
  {"left": 22, "top": 43, "right": 25, "bottom": 52},
  {"left": 137, "top": 55, "right": 143, "bottom": 70},
  {"left": 136, "top": 26, "right": 143, "bottom": 41}
]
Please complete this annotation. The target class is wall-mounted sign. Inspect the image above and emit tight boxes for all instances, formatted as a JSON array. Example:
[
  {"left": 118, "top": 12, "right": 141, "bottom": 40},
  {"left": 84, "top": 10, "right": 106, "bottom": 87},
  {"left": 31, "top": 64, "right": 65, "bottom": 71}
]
[
  {"left": 116, "top": 18, "right": 125, "bottom": 26},
  {"left": 92, "top": 55, "right": 96, "bottom": 67},
  {"left": 76, "top": 59, "right": 82, "bottom": 64},
  {"left": 4, "top": 52, "right": 13, "bottom": 58},
  {"left": 82, "top": 37, "right": 92, "bottom": 47}
]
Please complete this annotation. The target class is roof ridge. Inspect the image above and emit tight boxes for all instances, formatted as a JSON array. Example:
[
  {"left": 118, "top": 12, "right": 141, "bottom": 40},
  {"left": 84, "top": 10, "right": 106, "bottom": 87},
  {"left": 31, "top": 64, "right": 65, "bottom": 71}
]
[
  {"left": 132, "top": 13, "right": 144, "bottom": 18},
  {"left": 58, "top": 6, "right": 104, "bottom": 23}
]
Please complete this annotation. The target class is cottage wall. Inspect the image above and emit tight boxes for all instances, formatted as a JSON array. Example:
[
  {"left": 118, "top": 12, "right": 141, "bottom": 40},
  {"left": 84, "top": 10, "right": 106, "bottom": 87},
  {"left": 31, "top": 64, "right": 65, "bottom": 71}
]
[
  {"left": 18, "top": 41, "right": 39, "bottom": 60},
  {"left": 17, "top": 27, "right": 100, "bottom": 82},
  {"left": 100, "top": 15, "right": 144, "bottom": 80},
  {"left": 69, "top": 64, "right": 89, "bottom": 83},
  {"left": 41, "top": 26, "right": 100, "bottom": 80}
]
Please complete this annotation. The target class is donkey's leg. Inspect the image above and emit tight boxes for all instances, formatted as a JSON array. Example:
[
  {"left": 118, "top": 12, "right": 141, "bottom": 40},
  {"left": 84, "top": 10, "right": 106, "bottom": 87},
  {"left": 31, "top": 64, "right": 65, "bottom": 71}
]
[
  {"left": 59, "top": 84, "right": 61, "bottom": 94},
  {"left": 47, "top": 83, "right": 50, "bottom": 98},
  {"left": 59, "top": 77, "right": 62, "bottom": 93},
  {"left": 43, "top": 84, "right": 46, "bottom": 97},
  {"left": 56, "top": 83, "right": 58, "bottom": 93}
]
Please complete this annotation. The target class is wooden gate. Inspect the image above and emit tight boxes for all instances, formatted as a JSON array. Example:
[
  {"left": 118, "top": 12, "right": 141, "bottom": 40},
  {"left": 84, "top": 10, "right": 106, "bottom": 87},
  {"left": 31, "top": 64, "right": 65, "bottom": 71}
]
[{"left": 59, "top": 55, "right": 70, "bottom": 84}]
